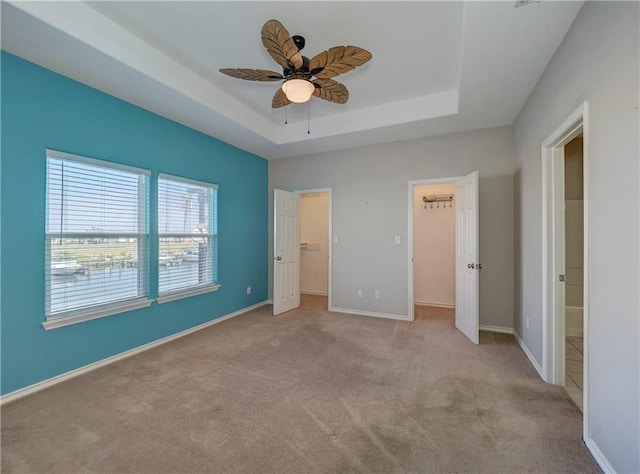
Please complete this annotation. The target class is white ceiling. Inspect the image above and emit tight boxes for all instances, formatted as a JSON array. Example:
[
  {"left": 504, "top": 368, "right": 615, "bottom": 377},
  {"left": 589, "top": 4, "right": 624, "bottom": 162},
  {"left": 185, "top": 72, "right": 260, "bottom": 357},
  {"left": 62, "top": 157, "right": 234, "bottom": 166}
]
[{"left": 1, "top": 1, "right": 583, "bottom": 159}]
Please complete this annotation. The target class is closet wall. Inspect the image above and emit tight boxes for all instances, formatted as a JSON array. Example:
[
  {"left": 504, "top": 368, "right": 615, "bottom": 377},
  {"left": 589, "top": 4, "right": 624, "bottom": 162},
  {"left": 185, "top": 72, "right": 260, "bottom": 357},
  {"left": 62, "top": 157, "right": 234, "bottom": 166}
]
[
  {"left": 564, "top": 137, "right": 584, "bottom": 310},
  {"left": 413, "top": 183, "right": 456, "bottom": 307},
  {"left": 300, "top": 193, "right": 329, "bottom": 295}
]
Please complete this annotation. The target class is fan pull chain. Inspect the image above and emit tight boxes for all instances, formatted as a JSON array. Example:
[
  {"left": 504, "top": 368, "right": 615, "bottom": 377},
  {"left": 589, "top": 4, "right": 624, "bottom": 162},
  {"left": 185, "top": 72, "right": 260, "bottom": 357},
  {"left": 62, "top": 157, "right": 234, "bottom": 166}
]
[
  {"left": 307, "top": 102, "right": 311, "bottom": 135},
  {"left": 284, "top": 107, "right": 288, "bottom": 125}
]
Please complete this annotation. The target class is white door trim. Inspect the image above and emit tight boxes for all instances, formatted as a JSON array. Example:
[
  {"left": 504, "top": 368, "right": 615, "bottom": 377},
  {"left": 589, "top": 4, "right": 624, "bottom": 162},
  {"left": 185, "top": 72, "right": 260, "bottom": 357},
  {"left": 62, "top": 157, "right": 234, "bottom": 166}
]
[
  {"left": 408, "top": 176, "right": 462, "bottom": 322},
  {"left": 296, "top": 188, "right": 333, "bottom": 309},
  {"left": 541, "top": 101, "right": 589, "bottom": 437}
]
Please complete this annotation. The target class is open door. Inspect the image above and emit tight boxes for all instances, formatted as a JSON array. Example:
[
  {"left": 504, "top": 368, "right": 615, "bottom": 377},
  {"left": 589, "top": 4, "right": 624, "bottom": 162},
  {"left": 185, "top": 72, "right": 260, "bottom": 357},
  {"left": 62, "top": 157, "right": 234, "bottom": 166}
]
[
  {"left": 455, "top": 171, "right": 479, "bottom": 343},
  {"left": 273, "top": 189, "right": 300, "bottom": 315}
]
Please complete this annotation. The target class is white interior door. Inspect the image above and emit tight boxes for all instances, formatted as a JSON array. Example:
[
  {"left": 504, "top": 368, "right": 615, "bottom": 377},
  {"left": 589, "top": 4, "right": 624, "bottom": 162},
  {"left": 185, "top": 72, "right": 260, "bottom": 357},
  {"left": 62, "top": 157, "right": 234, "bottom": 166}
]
[
  {"left": 273, "top": 189, "right": 300, "bottom": 315},
  {"left": 455, "top": 171, "right": 479, "bottom": 343}
]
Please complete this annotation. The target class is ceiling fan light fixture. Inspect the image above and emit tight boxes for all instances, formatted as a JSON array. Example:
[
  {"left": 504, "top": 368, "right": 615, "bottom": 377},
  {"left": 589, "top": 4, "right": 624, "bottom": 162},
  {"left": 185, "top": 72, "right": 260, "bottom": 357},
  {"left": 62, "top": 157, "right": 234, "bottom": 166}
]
[
  {"left": 282, "top": 78, "right": 314, "bottom": 103},
  {"left": 220, "top": 19, "right": 371, "bottom": 108}
]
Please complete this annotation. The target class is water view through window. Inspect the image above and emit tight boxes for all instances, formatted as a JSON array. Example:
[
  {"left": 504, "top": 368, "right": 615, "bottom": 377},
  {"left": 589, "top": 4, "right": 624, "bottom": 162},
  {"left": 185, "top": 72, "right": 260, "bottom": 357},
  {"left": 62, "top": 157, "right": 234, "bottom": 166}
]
[
  {"left": 45, "top": 151, "right": 218, "bottom": 320},
  {"left": 49, "top": 260, "right": 204, "bottom": 313},
  {"left": 158, "top": 174, "right": 217, "bottom": 296},
  {"left": 48, "top": 237, "right": 213, "bottom": 313},
  {"left": 45, "top": 151, "right": 150, "bottom": 318}
]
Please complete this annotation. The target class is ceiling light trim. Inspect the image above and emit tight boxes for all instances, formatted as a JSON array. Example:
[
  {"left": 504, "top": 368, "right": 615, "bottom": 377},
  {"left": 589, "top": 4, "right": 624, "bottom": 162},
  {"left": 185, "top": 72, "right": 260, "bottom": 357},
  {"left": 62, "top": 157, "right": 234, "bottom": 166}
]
[{"left": 276, "top": 90, "right": 459, "bottom": 144}]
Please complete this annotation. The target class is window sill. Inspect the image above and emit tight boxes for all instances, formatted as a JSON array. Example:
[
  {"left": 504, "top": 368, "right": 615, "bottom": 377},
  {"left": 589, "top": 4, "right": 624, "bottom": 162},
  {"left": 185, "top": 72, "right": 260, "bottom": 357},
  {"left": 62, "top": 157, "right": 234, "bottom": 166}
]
[
  {"left": 156, "top": 284, "right": 221, "bottom": 304},
  {"left": 43, "top": 297, "right": 153, "bottom": 330}
]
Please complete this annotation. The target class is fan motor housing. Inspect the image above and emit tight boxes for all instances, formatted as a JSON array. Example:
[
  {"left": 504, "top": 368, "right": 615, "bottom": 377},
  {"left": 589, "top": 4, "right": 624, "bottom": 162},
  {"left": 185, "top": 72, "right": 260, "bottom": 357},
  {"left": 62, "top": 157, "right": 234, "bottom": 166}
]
[
  {"left": 292, "top": 35, "right": 305, "bottom": 50},
  {"left": 284, "top": 56, "right": 311, "bottom": 78}
]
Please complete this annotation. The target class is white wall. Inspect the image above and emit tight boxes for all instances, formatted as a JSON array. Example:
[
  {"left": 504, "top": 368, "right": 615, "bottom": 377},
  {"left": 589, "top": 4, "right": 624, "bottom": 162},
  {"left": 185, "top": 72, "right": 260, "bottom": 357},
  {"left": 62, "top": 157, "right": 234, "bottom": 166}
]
[
  {"left": 413, "top": 183, "right": 456, "bottom": 307},
  {"left": 270, "top": 126, "right": 515, "bottom": 328},
  {"left": 512, "top": 2, "right": 639, "bottom": 472},
  {"left": 299, "top": 193, "right": 329, "bottom": 295}
]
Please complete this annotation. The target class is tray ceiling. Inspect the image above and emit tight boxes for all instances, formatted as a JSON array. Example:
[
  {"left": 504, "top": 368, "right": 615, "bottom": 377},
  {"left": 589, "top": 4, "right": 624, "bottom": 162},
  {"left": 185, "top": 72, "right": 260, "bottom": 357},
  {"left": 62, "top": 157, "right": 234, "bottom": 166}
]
[{"left": 1, "top": 1, "right": 583, "bottom": 159}]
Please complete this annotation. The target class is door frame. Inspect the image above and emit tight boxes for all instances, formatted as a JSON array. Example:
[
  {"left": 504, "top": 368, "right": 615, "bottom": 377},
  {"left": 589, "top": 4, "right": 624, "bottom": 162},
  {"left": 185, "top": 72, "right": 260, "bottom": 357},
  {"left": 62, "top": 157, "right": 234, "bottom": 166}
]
[
  {"left": 295, "top": 188, "right": 333, "bottom": 309},
  {"left": 541, "top": 101, "right": 589, "bottom": 429},
  {"left": 407, "top": 176, "right": 461, "bottom": 322}
]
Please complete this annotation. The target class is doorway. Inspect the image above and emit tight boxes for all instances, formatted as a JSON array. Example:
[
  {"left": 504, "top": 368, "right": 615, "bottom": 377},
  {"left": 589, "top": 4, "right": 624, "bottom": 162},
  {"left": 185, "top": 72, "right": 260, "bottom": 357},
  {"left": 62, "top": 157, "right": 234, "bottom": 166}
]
[
  {"left": 408, "top": 172, "right": 479, "bottom": 344},
  {"left": 541, "top": 102, "right": 589, "bottom": 431},
  {"left": 412, "top": 182, "right": 456, "bottom": 323},
  {"left": 297, "top": 189, "right": 332, "bottom": 310},
  {"left": 563, "top": 134, "right": 584, "bottom": 411}
]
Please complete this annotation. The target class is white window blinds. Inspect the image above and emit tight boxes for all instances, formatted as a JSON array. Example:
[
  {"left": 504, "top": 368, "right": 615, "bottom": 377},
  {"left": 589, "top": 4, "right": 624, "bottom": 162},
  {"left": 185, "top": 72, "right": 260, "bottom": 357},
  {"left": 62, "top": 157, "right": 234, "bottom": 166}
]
[
  {"left": 157, "top": 173, "right": 218, "bottom": 300},
  {"left": 45, "top": 149, "right": 150, "bottom": 324}
]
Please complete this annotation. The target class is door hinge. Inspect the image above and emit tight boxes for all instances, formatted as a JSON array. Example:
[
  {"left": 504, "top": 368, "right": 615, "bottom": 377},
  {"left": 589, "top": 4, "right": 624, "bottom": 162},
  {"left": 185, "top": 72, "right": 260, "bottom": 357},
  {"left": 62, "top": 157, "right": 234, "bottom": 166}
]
[{"left": 559, "top": 274, "right": 566, "bottom": 282}]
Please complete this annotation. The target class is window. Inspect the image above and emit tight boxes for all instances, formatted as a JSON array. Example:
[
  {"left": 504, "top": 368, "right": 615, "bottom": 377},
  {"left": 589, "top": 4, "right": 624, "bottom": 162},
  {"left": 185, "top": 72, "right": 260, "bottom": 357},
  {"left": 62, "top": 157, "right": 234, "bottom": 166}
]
[
  {"left": 157, "top": 173, "right": 219, "bottom": 302},
  {"left": 44, "top": 149, "right": 151, "bottom": 329}
]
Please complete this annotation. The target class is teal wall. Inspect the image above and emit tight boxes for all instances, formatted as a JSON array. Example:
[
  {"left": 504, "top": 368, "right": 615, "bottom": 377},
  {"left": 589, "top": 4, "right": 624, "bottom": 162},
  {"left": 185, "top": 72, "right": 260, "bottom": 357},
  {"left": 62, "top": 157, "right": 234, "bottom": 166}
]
[{"left": 0, "top": 52, "right": 269, "bottom": 395}]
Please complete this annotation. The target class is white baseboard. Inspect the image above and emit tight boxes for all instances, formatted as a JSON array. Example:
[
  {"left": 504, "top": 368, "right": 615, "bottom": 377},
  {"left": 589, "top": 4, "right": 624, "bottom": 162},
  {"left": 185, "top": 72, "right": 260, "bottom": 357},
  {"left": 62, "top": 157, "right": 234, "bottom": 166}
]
[
  {"left": 513, "top": 330, "right": 544, "bottom": 379},
  {"left": 479, "top": 324, "right": 514, "bottom": 334},
  {"left": 1, "top": 301, "right": 269, "bottom": 405},
  {"left": 330, "top": 306, "right": 409, "bottom": 321},
  {"left": 301, "top": 290, "right": 328, "bottom": 296},
  {"left": 583, "top": 435, "right": 616, "bottom": 473},
  {"left": 414, "top": 301, "right": 455, "bottom": 309}
]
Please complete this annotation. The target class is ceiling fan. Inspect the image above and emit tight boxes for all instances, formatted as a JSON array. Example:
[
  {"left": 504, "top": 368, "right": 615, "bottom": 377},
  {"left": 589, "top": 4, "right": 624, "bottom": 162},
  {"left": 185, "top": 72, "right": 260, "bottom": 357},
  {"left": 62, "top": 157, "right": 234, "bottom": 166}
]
[{"left": 220, "top": 19, "right": 372, "bottom": 108}]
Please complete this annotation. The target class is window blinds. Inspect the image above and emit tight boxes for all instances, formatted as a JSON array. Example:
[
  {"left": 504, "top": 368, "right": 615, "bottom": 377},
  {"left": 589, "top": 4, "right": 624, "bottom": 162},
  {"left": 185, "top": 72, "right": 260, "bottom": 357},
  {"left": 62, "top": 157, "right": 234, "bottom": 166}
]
[
  {"left": 157, "top": 173, "right": 218, "bottom": 297},
  {"left": 45, "top": 150, "right": 149, "bottom": 318}
]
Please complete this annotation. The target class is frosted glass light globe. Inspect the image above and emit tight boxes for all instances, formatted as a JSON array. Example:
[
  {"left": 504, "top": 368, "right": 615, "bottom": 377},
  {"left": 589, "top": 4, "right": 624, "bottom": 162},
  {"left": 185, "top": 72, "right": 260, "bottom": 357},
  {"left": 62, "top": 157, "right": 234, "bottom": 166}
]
[{"left": 281, "top": 79, "right": 314, "bottom": 103}]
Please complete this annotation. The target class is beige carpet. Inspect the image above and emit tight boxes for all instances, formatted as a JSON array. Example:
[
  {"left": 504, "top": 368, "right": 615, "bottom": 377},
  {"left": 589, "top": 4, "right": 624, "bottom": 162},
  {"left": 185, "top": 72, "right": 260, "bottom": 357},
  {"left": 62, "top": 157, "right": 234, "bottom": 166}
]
[{"left": 1, "top": 296, "right": 600, "bottom": 473}]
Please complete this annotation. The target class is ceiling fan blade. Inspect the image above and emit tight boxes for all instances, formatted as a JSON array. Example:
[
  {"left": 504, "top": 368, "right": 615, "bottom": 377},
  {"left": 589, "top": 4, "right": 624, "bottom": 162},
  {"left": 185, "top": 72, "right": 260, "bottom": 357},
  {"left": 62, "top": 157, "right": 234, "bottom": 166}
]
[
  {"left": 312, "top": 79, "right": 349, "bottom": 104},
  {"left": 272, "top": 88, "right": 292, "bottom": 108},
  {"left": 219, "top": 68, "right": 284, "bottom": 82},
  {"left": 309, "top": 46, "right": 372, "bottom": 79},
  {"left": 261, "top": 19, "right": 304, "bottom": 70}
]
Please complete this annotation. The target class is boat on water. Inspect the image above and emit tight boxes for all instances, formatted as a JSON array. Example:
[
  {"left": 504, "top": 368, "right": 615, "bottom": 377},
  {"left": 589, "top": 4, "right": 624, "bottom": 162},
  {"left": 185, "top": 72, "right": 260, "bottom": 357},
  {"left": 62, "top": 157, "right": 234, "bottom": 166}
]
[
  {"left": 51, "top": 260, "right": 84, "bottom": 276},
  {"left": 181, "top": 249, "right": 200, "bottom": 262},
  {"left": 159, "top": 253, "right": 181, "bottom": 266}
]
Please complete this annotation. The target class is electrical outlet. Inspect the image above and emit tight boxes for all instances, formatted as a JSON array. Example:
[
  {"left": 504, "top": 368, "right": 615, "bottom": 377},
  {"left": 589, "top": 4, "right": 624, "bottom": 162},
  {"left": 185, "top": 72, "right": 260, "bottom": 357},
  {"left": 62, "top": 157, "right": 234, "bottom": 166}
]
[
  {"left": 246, "top": 286, "right": 252, "bottom": 295},
  {"left": 333, "top": 235, "right": 339, "bottom": 244},
  {"left": 394, "top": 235, "right": 401, "bottom": 244},
  {"left": 357, "top": 290, "right": 363, "bottom": 298},
  {"left": 526, "top": 316, "right": 530, "bottom": 329},
  {"left": 374, "top": 290, "right": 380, "bottom": 299}
]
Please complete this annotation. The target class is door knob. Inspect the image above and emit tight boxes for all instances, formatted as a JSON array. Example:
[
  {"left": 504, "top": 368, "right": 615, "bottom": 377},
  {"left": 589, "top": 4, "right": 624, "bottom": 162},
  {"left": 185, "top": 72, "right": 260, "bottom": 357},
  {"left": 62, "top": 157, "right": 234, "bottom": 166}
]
[
  {"left": 467, "top": 263, "right": 475, "bottom": 269},
  {"left": 276, "top": 256, "right": 282, "bottom": 261}
]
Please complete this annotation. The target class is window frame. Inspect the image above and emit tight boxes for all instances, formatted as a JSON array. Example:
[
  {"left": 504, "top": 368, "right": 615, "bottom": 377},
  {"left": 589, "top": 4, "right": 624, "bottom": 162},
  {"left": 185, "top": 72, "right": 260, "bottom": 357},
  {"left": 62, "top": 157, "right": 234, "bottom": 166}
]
[
  {"left": 43, "top": 149, "right": 152, "bottom": 330},
  {"left": 156, "top": 172, "right": 220, "bottom": 304}
]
